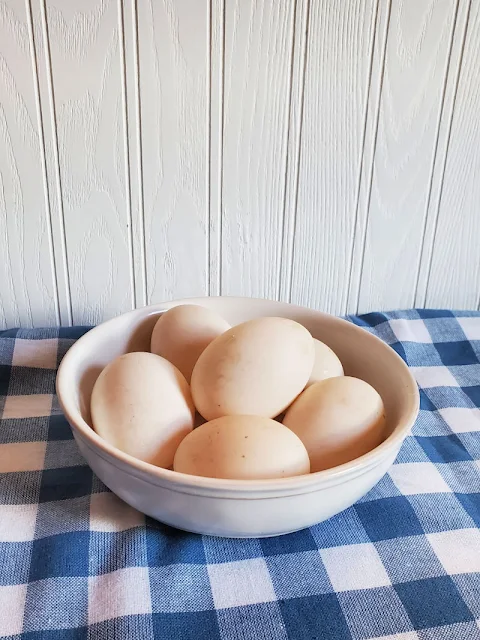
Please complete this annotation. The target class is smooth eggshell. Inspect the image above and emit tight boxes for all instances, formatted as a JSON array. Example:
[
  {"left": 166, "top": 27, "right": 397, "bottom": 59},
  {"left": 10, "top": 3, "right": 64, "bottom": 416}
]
[
  {"left": 283, "top": 376, "right": 386, "bottom": 472},
  {"left": 150, "top": 304, "right": 230, "bottom": 382},
  {"left": 191, "top": 317, "right": 315, "bottom": 420},
  {"left": 306, "top": 339, "right": 344, "bottom": 387},
  {"left": 91, "top": 352, "right": 195, "bottom": 468},
  {"left": 173, "top": 415, "right": 310, "bottom": 480}
]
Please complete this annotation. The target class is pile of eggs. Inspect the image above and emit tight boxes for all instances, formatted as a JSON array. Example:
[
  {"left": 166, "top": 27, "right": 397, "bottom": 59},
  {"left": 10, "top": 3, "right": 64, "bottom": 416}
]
[{"left": 90, "top": 305, "right": 386, "bottom": 480}]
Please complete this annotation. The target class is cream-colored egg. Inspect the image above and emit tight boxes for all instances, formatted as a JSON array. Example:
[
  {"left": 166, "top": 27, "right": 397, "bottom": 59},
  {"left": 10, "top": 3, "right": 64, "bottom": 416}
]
[
  {"left": 150, "top": 304, "right": 230, "bottom": 382},
  {"left": 307, "top": 339, "right": 344, "bottom": 387},
  {"left": 191, "top": 317, "right": 315, "bottom": 420},
  {"left": 173, "top": 415, "right": 310, "bottom": 479},
  {"left": 91, "top": 352, "right": 195, "bottom": 468},
  {"left": 283, "top": 376, "right": 386, "bottom": 472}
]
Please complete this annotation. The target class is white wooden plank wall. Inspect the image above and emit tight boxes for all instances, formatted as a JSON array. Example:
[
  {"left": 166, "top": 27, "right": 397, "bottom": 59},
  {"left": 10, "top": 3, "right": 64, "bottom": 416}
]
[{"left": 0, "top": 0, "right": 479, "bottom": 328}]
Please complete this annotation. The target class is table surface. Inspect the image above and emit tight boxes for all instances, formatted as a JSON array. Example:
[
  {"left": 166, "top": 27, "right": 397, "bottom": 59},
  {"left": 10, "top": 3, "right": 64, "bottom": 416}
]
[{"left": 1, "top": 310, "right": 480, "bottom": 640}]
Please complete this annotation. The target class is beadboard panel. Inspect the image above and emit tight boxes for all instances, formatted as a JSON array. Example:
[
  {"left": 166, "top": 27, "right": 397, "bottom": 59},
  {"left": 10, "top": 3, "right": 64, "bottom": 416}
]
[
  {"left": 289, "top": 0, "right": 378, "bottom": 315},
  {"left": 0, "top": 0, "right": 58, "bottom": 328},
  {"left": 424, "top": 0, "right": 480, "bottom": 310},
  {"left": 0, "top": 0, "right": 478, "bottom": 327}
]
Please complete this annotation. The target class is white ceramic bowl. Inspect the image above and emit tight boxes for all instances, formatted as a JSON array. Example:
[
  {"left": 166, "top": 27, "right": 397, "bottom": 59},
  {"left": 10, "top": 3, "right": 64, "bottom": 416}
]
[{"left": 56, "top": 297, "right": 419, "bottom": 538}]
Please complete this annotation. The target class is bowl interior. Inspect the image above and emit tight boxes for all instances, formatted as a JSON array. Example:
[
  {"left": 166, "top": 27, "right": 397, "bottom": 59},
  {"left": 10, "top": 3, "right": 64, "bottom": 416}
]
[{"left": 61, "top": 297, "right": 417, "bottom": 452}]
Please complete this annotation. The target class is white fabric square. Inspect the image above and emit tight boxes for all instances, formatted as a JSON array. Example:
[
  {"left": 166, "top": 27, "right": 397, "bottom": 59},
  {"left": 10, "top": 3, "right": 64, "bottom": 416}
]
[
  {"left": 389, "top": 463, "right": 451, "bottom": 495},
  {"left": 0, "top": 584, "right": 28, "bottom": 636},
  {"left": 0, "top": 441, "right": 46, "bottom": 473},
  {"left": 88, "top": 567, "right": 152, "bottom": 624},
  {"left": 90, "top": 493, "right": 145, "bottom": 532},
  {"left": 0, "top": 503, "right": 38, "bottom": 542},
  {"left": 457, "top": 318, "right": 480, "bottom": 341},
  {"left": 411, "top": 366, "right": 458, "bottom": 389},
  {"left": 12, "top": 338, "right": 58, "bottom": 369},
  {"left": 208, "top": 558, "right": 277, "bottom": 609},
  {"left": 389, "top": 319, "right": 432, "bottom": 343},
  {"left": 439, "top": 407, "right": 480, "bottom": 433},
  {"left": 428, "top": 528, "right": 480, "bottom": 574},
  {"left": 2, "top": 394, "right": 53, "bottom": 419},
  {"left": 320, "top": 543, "right": 391, "bottom": 591}
]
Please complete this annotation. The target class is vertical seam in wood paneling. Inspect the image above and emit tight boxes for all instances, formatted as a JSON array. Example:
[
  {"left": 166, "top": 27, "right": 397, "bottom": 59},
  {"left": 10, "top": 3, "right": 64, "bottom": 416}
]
[
  {"left": 121, "top": 0, "right": 147, "bottom": 307},
  {"left": 278, "top": 0, "right": 310, "bottom": 303},
  {"left": 208, "top": 0, "right": 225, "bottom": 296},
  {"left": 25, "top": 0, "right": 60, "bottom": 325},
  {"left": 287, "top": 0, "right": 310, "bottom": 304},
  {"left": 206, "top": 0, "right": 212, "bottom": 295},
  {"left": 276, "top": 0, "right": 298, "bottom": 301},
  {"left": 131, "top": 0, "right": 147, "bottom": 306},
  {"left": 344, "top": 0, "right": 379, "bottom": 315},
  {"left": 39, "top": 0, "right": 73, "bottom": 325},
  {"left": 353, "top": 0, "right": 392, "bottom": 314},
  {"left": 118, "top": 0, "right": 136, "bottom": 310},
  {"left": 415, "top": 0, "right": 472, "bottom": 308}
]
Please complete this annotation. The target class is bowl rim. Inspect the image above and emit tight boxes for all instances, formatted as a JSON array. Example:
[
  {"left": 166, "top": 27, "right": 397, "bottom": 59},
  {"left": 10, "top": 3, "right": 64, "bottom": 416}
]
[{"left": 56, "top": 296, "right": 420, "bottom": 494}]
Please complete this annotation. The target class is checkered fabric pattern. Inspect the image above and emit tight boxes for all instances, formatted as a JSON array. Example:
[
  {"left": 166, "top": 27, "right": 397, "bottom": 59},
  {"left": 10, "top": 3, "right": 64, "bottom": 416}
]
[{"left": 2, "top": 311, "right": 480, "bottom": 639}]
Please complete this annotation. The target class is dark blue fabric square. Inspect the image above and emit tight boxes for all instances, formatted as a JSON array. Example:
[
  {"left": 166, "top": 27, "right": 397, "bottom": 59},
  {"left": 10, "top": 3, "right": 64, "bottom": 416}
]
[
  {"left": 435, "top": 341, "right": 478, "bottom": 366},
  {"left": 260, "top": 527, "right": 317, "bottom": 557},
  {"left": 152, "top": 610, "right": 221, "bottom": 640},
  {"left": 22, "top": 629, "right": 88, "bottom": 639},
  {"left": 420, "top": 389, "right": 438, "bottom": 411},
  {"left": 48, "top": 414, "right": 74, "bottom": 441},
  {"left": 146, "top": 519, "right": 206, "bottom": 566},
  {"left": 390, "top": 341, "right": 408, "bottom": 363},
  {"left": 279, "top": 594, "right": 351, "bottom": 640},
  {"left": 350, "top": 312, "right": 388, "bottom": 327},
  {"left": 0, "top": 541, "right": 32, "bottom": 585},
  {"left": 395, "top": 576, "right": 474, "bottom": 629},
  {"left": 455, "top": 493, "right": 480, "bottom": 527},
  {"left": 39, "top": 466, "right": 93, "bottom": 502},
  {"left": 58, "top": 327, "right": 91, "bottom": 339},
  {"left": 416, "top": 435, "right": 473, "bottom": 463},
  {"left": 29, "top": 532, "right": 90, "bottom": 580},
  {"left": 355, "top": 496, "right": 424, "bottom": 541},
  {"left": 0, "top": 364, "right": 12, "bottom": 394},
  {"left": 417, "top": 310, "right": 454, "bottom": 319},
  {"left": 0, "top": 328, "right": 19, "bottom": 338},
  {"left": 462, "top": 385, "right": 480, "bottom": 408}
]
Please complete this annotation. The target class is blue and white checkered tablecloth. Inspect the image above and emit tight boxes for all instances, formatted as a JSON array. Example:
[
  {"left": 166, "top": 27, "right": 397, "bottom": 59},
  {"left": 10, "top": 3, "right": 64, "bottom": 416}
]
[{"left": 2, "top": 310, "right": 480, "bottom": 639}]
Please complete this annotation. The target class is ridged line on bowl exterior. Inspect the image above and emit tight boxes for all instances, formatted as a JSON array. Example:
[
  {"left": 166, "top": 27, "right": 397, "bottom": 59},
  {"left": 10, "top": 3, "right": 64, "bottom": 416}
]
[{"left": 56, "top": 296, "right": 420, "bottom": 496}]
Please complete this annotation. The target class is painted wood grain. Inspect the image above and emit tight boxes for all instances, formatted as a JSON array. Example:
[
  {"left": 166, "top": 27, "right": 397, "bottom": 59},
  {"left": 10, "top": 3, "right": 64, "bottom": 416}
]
[
  {"left": 220, "top": 0, "right": 295, "bottom": 298},
  {"left": 356, "top": 0, "right": 457, "bottom": 313},
  {"left": 0, "top": 0, "right": 57, "bottom": 328},
  {"left": 45, "top": 0, "right": 134, "bottom": 325},
  {"left": 289, "top": 0, "right": 377, "bottom": 315},
  {"left": 29, "top": 0, "right": 72, "bottom": 326},
  {"left": 346, "top": 0, "right": 391, "bottom": 315},
  {"left": 137, "top": 0, "right": 209, "bottom": 304},
  {"left": 278, "top": 0, "right": 310, "bottom": 302},
  {"left": 1, "top": 0, "right": 479, "bottom": 327},
  {"left": 415, "top": 0, "right": 471, "bottom": 308},
  {"left": 425, "top": 0, "right": 480, "bottom": 309}
]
